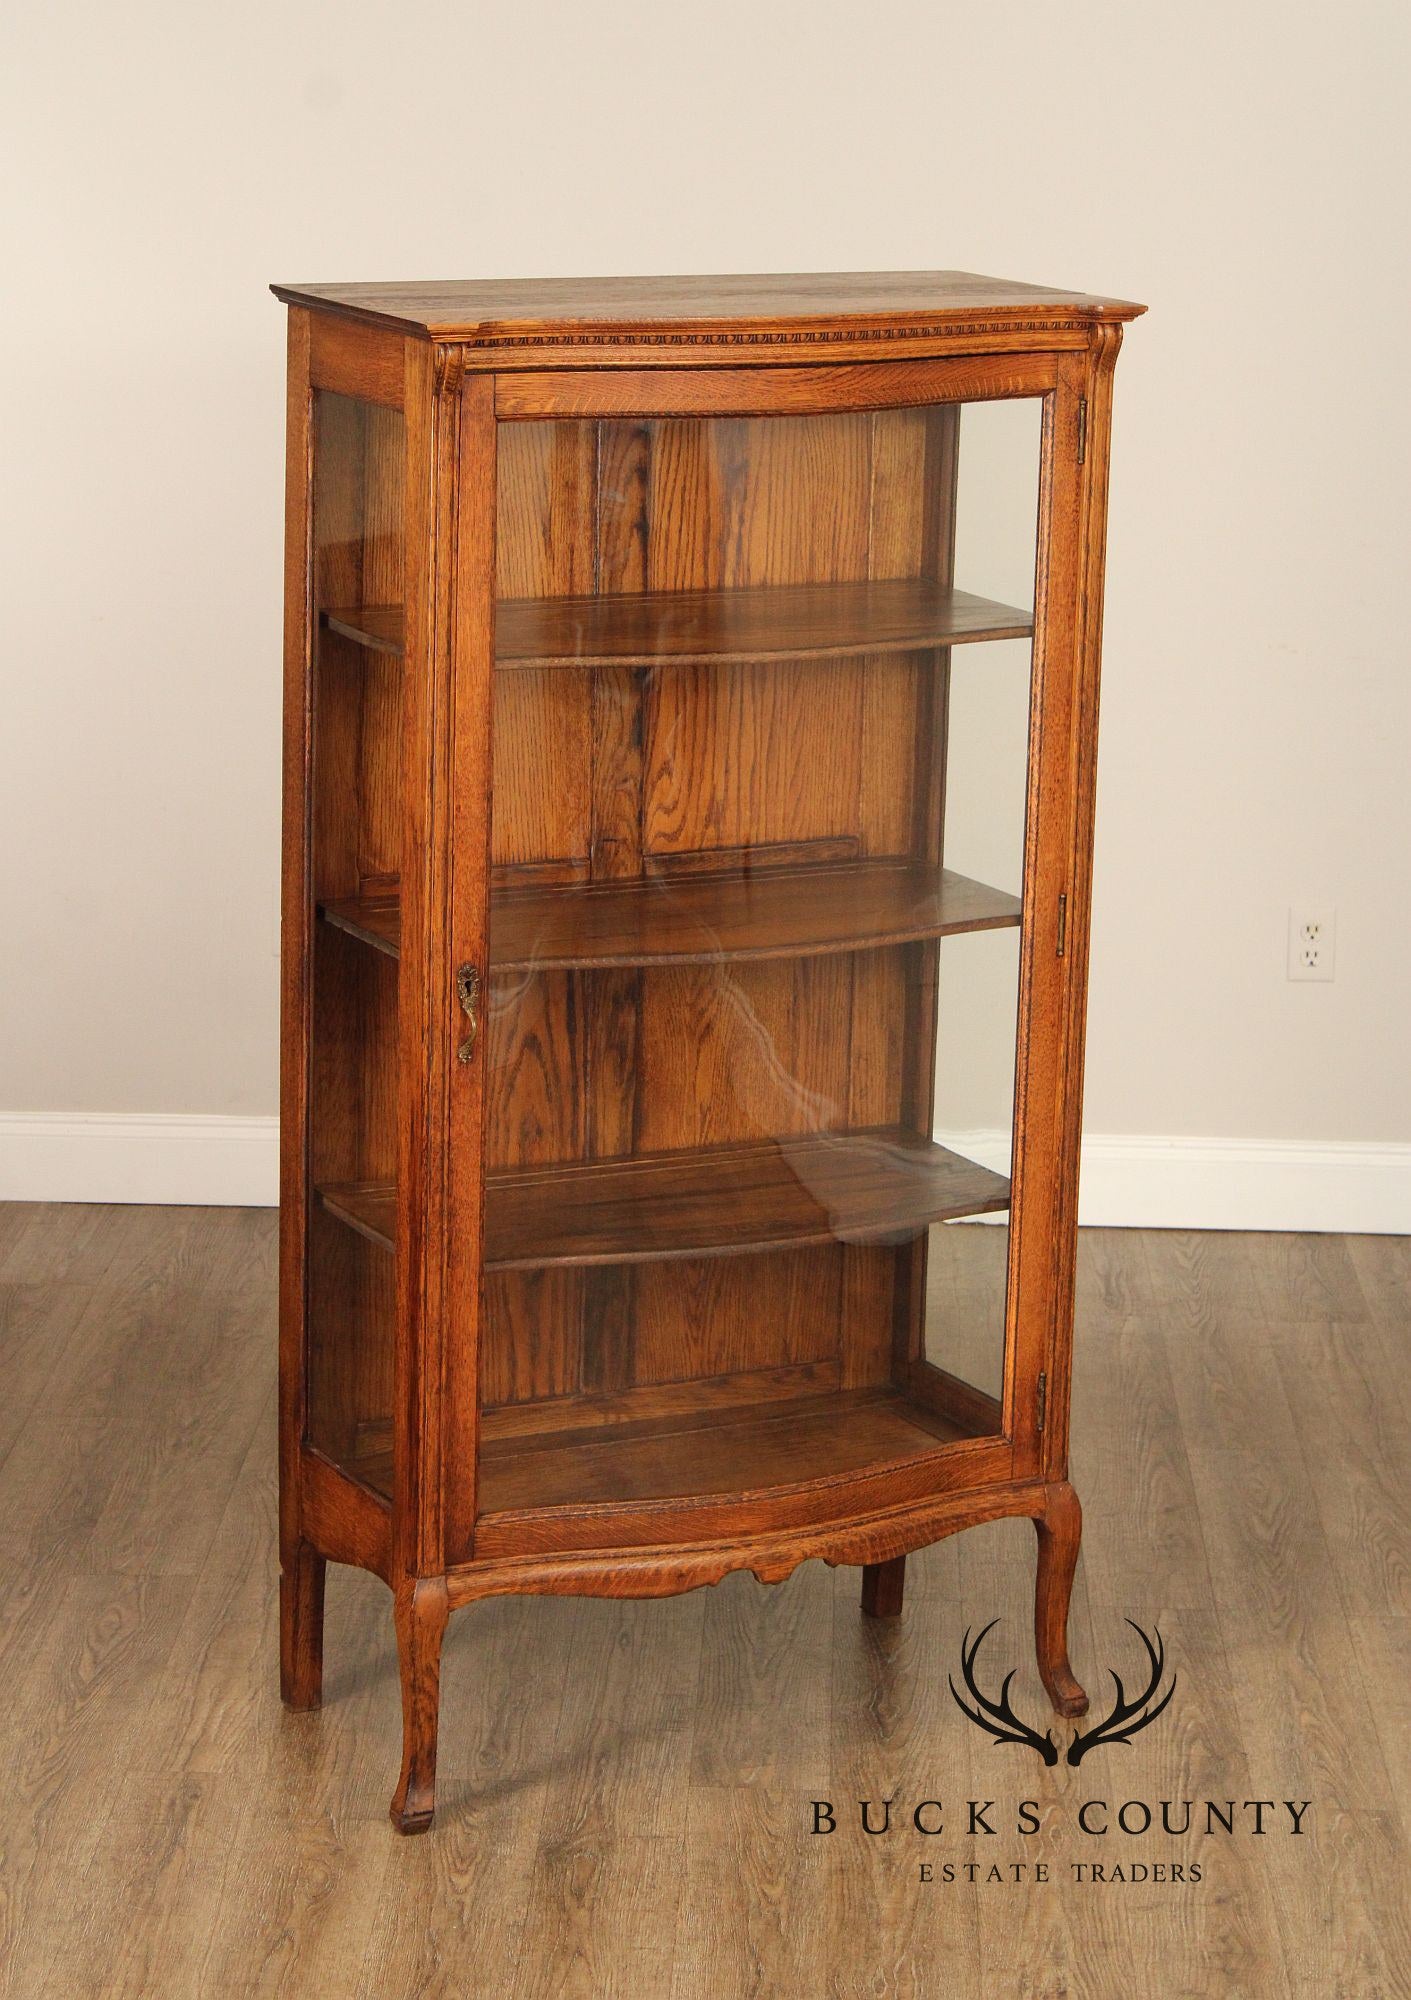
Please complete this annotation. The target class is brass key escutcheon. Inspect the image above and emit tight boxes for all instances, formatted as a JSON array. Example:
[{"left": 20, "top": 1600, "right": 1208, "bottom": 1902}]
[{"left": 455, "top": 963, "right": 480, "bottom": 1063}]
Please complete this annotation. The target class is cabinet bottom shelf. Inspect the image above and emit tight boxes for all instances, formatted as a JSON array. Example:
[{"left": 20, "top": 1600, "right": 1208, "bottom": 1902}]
[{"left": 347, "top": 1381, "right": 994, "bottom": 1519}]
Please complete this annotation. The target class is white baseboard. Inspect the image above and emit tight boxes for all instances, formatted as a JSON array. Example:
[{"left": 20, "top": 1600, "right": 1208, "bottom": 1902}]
[
  {"left": 0, "top": 1113, "right": 280, "bottom": 1208},
  {"left": 0, "top": 1113, "right": 1407, "bottom": 1233},
  {"left": 937, "top": 1128, "right": 1411, "bottom": 1234}
]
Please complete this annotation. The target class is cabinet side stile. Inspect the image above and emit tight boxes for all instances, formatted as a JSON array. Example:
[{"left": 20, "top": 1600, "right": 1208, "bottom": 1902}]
[
  {"left": 396, "top": 338, "right": 455, "bottom": 1580},
  {"left": 1042, "top": 326, "right": 1124, "bottom": 1483},
  {"left": 443, "top": 365, "right": 498, "bottom": 1569},
  {"left": 278, "top": 307, "right": 315, "bottom": 1571}
]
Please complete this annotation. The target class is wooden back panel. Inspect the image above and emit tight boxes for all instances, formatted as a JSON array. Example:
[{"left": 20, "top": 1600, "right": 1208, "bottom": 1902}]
[{"left": 480, "top": 409, "right": 957, "bottom": 1420}]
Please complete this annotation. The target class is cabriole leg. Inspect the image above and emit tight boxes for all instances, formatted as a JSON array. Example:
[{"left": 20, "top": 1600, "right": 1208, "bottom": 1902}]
[
  {"left": 390, "top": 1576, "right": 450, "bottom": 1834},
  {"left": 860, "top": 1554, "right": 906, "bottom": 1618},
  {"left": 279, "top": 1539, "right": 326, "bottom": 1710},
  {"left": 1033, "top": 1480, "right": 1088, "bottom": 1717}
]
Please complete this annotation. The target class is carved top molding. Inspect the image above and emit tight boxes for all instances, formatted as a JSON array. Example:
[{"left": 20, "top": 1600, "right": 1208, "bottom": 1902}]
[
  {"left": 463, "top": 317, "right": 1093, "bottom": 351},
  {"left": 273, "top": 273, "right": 1148, "bottom": 356}
]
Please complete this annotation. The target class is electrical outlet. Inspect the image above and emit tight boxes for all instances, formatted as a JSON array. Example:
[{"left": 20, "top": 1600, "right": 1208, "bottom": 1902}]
[{"left": 1287, "top": 907, "right": 1336, "bottom": 982}]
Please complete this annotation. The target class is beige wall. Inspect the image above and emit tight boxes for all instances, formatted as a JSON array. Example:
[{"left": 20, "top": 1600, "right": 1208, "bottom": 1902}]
[{"left": 4, "top": 0, "right": 1408, "bottom": 1149}]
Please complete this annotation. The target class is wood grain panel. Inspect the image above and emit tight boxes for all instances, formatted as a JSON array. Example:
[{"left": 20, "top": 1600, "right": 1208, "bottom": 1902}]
[
  {"left": 482, "top": 970, "right": 585, "bottom": 1168},
  {"left": 845, "top": 945, "right": 908, "bottom": 1129},
  {"left": 634, "top": 955, "right": 851, "bottom": 1151},
  {"left": 311, "top": 637, "right": 362, "bottom": 897},
  {"left": 356, "top": 652, "right": 402, "bottom": 888},
  {"left": 310, "top": 404, "right": 405, "bottom": 900},
  {"left": 730, "top": 413, "right": 872, "bottom": 585},
  {"left": 593, "top": 421, "right": 650, "bottom": 591},
  {"left": 306, "top": 306, "right": 405, "bottom": 404},
  {"left": 492, "top": 420, "right": 595, "bottom": 868},
  {"left": 860, "top": 406, "right": 933, "bottom": 854},
  {"left": 640, "top": 413, "right": 865, "bottom": 865},
  {"left": 583, "top": 966, "right": 640, "bottom": 1154},
  {"left": 311, "top": 392, "right": 367, "bottom": 611},
  {"left": 492, "top": 352, "right": 1068, "bottom": 416},
  {"left": 641, "top": 655, "right": 865, "bottom": 858},
  {"left": 360, "top": 405, "right": 405, "bottom": 607},
  {"left": 587, "top": 668, "right": 643, "bottom": 877},
  {"left": 490, "top": 671, "right": 591, "bottom": 869},
  {"left": 643, "top": 417, "right": 729, "bottom": 591},
  {"left": 495, "top": 421, "right": 597, "bottom": 597},
  {"left": 480, "top": 1270, "right": 584, "bottom": 1407},
  {"left": 631, "top": 1247, "right": 843, "bottom": 1383},
  {"left": 309, "top": 926, "right": 397, "bottom": 1187},
  {"left": 307, "top": 1204, "right": 395, "bottom": 1467}
]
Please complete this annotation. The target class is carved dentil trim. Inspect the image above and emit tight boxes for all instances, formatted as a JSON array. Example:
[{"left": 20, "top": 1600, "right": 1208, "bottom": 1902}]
[{"left": 466, "top": 317, "right": 1096, "bottom": 351}]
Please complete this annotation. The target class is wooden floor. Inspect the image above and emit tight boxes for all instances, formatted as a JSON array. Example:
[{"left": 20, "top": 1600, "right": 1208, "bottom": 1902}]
[{"left": 1, "top": 1204, "right": 1407, "bottom": 1998}]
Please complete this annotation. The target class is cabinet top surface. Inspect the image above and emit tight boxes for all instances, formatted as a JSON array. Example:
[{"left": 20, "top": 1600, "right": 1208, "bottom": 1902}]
[{"left": 270, "top": 268, "right": 1145, "bottom": 343}]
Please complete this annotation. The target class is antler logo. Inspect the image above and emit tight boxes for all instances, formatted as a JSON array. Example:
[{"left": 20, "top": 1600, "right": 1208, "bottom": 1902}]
[
  {"left": 949, "top": 1619, "right": 1176, "bottom": 1766},
  {"left": 949, "top": 1621, "right": 1059, "bottom": 1764}
]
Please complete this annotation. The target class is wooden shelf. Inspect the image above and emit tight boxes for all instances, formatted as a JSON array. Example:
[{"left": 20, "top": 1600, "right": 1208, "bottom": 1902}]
[
  {"left": 348, "top": 1384, "right": 983, "bottom": 1513},
  {"left": 318, "top": 576, "right": 1033, "bottom": 669},
  {"left": 319, "top": 861, "right": 1021, "bottom": 970},
  {"left": 320, "top": 603, "right": 404, "bottom": 655},
  {"left": 316, "top": 1126, "right": 1009, "bottom": 1271},
  {"left": 318, "top": 895, "right": 400, "bottom": 956}
]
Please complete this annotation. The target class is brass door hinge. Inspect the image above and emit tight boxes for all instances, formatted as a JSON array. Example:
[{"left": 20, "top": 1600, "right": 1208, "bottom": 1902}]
[
  {"left": 1036, "top": 1371, "right": 1048, "bottom": 1434},
  {"left": 1077, "top": 397, "right": 1088, "bottom": 466}
]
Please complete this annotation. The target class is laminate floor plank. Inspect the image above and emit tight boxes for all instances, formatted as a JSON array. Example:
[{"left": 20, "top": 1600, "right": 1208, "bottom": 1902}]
[
  {"left": 1345, "top": 1232, "right": 1411, "bottom": 1336},
  {"left": 1269, "top": 1316, "right": 1411, "bottom": 1618},
  {"left": 826, "top": 1539, "right": 986, "bottom": 1998},
  {"left": 1, "top": 1205, "right": 1408, "bottom": 1999},
  {"left": 1347, "top": 1613, "right": 1411, "bottom": 1846},
  {"left": 689, "top": 1564, "right": 835, "bottom": 1790},
  {"left": 669, "top": 1568, "right": 838, "bottom": 1996},
  {"left": 1141, "top": 1228, "right": 1269, "bottom": 1326},
  {"left": 1269, "top": 1809, "right": 1411, "bottom": 2000},
  {"left": 1247, "top": 1229, "right": 1373, "bottom": 1325},
  {"left": 511, "top": 1594, "right": 700, "bottom": 2000},
  {"left": 357, "top": 1594, "right": 577, "bottom": 1997},
  {"left": 0, "top": 1280, "right": 98, "bottom": 1464},
  {"left": 1075, "top": 1223, "right": 1161, "bottom": 1321},
  {"left": 0, "top": 1570, "right": 195, "bottom": 1997},
  {"left": 1072, "top": 1312, "right": 1217, "bottom": 1612}
]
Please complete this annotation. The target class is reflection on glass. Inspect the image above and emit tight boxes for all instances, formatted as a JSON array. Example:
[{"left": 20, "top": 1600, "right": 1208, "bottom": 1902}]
[
  {"left": 463, "top": 400, "right": 1044, "bottom": 1517},
  {"left": 305, "top": 392, "right": 405, "bottom": 1488}
]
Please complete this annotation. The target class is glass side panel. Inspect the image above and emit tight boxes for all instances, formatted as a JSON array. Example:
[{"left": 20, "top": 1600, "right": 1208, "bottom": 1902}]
[
  {"left": 305, "top": 390, "right": 404, "bottom": 1491},
  {"left": 477, "top": 400, "right": 1042, "bottom": 1520},
  {"left": 927, "top": 398, "right": 1042, "bottom": 1408}
]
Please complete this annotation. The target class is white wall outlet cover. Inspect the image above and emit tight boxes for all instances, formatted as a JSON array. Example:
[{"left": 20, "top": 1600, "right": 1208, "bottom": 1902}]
[{"left": 1287, "top": 906, "right": 1336, "bottom": 982}]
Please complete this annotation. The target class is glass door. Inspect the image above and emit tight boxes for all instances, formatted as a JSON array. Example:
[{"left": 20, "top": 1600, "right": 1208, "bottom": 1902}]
[{"left": 464, "top": 385, "right": 1049, "bottom": 1547}]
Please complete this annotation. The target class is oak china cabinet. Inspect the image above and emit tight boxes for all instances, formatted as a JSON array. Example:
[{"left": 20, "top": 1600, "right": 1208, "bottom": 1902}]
[{"left": 272, "top": 270, "right": 1144, "bottom": 1831}]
